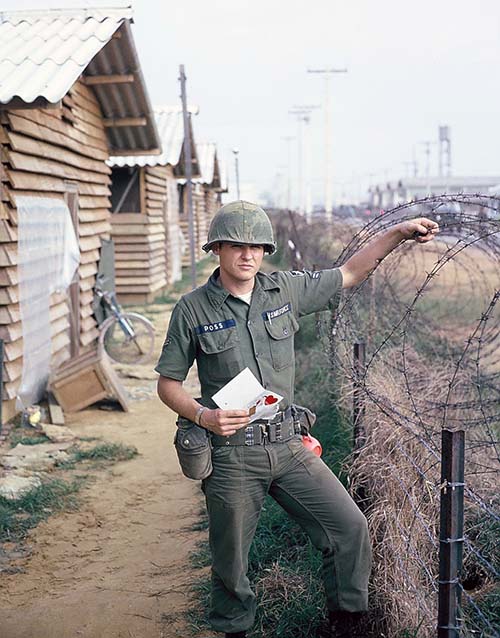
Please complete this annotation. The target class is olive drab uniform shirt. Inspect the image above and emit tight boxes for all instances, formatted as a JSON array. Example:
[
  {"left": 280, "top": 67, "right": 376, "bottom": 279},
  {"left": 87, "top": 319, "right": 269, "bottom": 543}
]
[{"left": 155, "top": 267, "right": 343, "bottom": 408}]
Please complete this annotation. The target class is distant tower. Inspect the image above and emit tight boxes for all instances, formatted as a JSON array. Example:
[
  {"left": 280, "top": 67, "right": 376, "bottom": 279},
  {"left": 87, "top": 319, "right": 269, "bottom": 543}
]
[{"left": 438, "top": 125, "right": 451, "bottom": 178}]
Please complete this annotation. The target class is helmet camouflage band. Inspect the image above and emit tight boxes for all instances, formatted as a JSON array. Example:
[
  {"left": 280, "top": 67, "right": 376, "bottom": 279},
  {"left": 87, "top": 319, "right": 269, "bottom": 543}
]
[{"left": 202, "top": 200, "right": 276, "bottom": 254}]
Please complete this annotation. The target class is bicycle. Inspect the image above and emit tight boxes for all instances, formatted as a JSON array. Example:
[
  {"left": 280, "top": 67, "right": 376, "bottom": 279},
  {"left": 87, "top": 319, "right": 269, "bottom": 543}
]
[{"left": 95, "top": 287, "right": 155, "bottom": 365}]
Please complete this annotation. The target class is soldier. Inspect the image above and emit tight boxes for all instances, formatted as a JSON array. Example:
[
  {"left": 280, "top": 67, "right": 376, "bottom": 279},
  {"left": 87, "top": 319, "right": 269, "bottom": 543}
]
[{"left": 156, "top": 201, "right": 438, "bottom": 638}]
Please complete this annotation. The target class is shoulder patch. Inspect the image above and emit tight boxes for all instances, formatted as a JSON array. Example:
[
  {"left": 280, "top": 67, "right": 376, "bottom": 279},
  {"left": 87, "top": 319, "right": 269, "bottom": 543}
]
[
  {"left": 289, "top": 270, "right": 305, "bottom": 277},
  {"left": 195, "top": 318, "right": 236, "bottom": 335}
]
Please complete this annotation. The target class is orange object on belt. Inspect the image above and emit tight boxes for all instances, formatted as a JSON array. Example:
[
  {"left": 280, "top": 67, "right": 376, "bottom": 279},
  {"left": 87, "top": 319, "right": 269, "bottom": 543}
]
[{"left": 302, "top": 434, "right": 322, "bottom": 457}]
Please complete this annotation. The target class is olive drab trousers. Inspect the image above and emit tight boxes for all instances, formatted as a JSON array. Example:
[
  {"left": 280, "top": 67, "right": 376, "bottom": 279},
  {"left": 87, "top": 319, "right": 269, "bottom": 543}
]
[{"left": 202, "top": 437, "right": 372, "bottom": 634}]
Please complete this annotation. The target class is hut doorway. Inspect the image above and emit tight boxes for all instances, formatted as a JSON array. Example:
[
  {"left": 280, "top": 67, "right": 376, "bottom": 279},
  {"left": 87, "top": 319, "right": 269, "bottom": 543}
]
[{"left": 110, "top": 166, "right": 142, "bottom": 214}]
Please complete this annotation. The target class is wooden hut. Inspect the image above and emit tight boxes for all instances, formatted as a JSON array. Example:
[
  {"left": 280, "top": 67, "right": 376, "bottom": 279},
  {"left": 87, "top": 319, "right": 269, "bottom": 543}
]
[
  {"left": 108, "top": 106, "right": 200, "bottom": 304},
  {"left": 0, "top": 7, "right": 160, "bottom": 422}
]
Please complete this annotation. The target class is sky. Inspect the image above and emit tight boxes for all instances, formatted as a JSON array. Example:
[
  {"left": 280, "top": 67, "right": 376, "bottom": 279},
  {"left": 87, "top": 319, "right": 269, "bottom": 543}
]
[{"left": 2, "top": 0, "right": 500, "bottom": 205}]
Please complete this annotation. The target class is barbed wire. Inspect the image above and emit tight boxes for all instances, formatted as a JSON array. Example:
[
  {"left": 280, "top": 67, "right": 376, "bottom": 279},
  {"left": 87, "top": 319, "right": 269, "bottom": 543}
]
[{"left": 274, "top": 194, "right": 499, "bottom": 638}]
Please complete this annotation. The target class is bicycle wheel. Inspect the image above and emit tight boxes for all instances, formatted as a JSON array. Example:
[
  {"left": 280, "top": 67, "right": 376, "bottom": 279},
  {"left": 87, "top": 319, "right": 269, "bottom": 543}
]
[{"left": 100, "top": 312, "right": 155, "bottom": 365}]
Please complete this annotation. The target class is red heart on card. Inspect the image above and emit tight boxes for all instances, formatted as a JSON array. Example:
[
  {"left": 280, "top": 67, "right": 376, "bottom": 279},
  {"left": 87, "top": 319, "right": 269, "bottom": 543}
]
[{"left": 264, "top": 395, "right": 278, "bottom": 405}]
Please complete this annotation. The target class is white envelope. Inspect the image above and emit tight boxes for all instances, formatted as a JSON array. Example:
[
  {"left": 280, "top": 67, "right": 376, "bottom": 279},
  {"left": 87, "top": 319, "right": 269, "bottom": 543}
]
[{"left": 212, "top": 367, "right": 283, "bottom": 423}]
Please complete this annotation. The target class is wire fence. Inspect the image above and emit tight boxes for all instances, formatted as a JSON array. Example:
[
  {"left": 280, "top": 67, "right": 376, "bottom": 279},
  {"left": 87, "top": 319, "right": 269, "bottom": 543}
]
[{"left": 274, "top": 195, "right": 500, "bottom": 638}]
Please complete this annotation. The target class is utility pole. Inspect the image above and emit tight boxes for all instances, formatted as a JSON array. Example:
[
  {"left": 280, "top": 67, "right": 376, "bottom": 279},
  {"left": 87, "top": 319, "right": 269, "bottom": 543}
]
[
  {"left": 179, "top": 64, "right": 196, "bottom": 290},
  {"left": 438, "top": 125, "right": 452, "bottom": 193},
  {"left": 303, "top": 114, "right": 313, "bottom": 219},
  {"left": 438, "top": 125, "right": 451, "bottom": 178},
  {"left": 232, "top": 147, "right": 241, "bottom": 199},
  {"left": 289, "top": 105, "right": 319, "bottom": 220},
  {"left": 412, "top": 145, "right": 419, "bottom": 177},
  {"left": 281, "top": 135, "right": 295, "bottom": 211},
  {"left": 420, "top": 140, "right": 436, "bottom": 195},
  {"left": 288, "top": 110, "right": 305, "bottom": 214},
  {"left": 275, "top": 168, "right": 287, "bottom": 209},
  {"left": 307, "top": 67, "right": 347, "bottom": 223}
]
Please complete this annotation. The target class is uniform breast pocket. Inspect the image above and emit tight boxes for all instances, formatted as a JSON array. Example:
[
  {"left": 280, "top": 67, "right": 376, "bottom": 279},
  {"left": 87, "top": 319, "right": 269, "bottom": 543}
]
[
  {"left": 264, "top": 313, "right": 299, "bottom": 371},
  {"left": 197, "top": 327, "right": 242, "bottom": 380}
]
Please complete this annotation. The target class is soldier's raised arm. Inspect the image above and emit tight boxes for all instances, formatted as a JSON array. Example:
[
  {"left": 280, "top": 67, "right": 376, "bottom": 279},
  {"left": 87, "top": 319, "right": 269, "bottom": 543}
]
[{"left": 340, "top": 217, "right": 439, "bottom": 288}]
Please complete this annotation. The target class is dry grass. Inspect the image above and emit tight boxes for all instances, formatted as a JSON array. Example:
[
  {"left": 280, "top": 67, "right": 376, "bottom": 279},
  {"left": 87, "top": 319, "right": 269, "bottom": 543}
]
[
  {"left": 273, "top": 205, "right": 499, "bottom": 636},
  {"left": 347, "top": 349, "right": 498, "bottom": 638}
]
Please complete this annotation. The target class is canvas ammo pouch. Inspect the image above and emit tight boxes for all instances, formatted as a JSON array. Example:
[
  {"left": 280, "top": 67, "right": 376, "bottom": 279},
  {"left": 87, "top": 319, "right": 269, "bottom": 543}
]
[
  {"left": 291, "top": 404, "right": 317, "bottom": 435},
  {"left": 174, "top": 416, "right": 213, "bottom": 480}
]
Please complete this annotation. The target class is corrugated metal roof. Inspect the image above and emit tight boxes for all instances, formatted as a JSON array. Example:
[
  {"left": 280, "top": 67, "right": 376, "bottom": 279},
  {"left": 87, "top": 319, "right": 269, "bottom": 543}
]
[
  {"left": 108, "top": 107, "right": 184, "bottom": 167},
  {"left": 0, "top": 6, "right": 160, "bottom": 155},
  {"left": 196, "top": 142, "right": 216, "bottom": 184},
  {"left": 108, "top": 105, "right": 200, "bottom": 175},
  {"left": 193, "top": 143, "right": 226, "bottom": 191}
]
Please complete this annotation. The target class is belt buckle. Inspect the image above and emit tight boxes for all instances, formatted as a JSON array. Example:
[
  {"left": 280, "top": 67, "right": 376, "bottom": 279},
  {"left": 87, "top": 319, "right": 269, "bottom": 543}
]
[
  {"left": 275, "top": 421, "right": 282, "bottom": 441},
  {"left": 245, "top": 426, "right": 254, "bottom": 446},
  {"left": 258, "top": 423, "right": 267, "bottom": 444}
]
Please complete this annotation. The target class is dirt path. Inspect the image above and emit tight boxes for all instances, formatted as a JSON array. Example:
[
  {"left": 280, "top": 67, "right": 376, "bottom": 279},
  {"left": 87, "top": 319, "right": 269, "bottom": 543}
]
[{"left": 0, "top": 300, "right": 217, "bottom": 638}]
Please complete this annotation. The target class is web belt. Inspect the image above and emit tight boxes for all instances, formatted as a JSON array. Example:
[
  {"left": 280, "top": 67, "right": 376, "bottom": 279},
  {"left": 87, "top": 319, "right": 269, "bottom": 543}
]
[{"left": 211, "top": 407, "right": 300, "bottom": 447}]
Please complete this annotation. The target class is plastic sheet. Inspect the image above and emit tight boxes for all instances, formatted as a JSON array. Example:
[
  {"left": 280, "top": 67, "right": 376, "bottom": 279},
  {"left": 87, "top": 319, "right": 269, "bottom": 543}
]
[
  {"left": 170, "top": 226, "right": 184, "bottom": 283},
  {"left": 16, "top": 196, "right": 80, "bottom": 408}
]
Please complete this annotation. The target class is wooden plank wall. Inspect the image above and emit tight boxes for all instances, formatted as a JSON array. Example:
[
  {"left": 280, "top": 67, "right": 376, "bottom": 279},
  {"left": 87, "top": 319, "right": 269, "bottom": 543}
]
[
  {"left": 179, "top": 183, "right": 207, "bottom": 268},
  {"left": 111, "top": 165, "right": 168, "bottom": 304},
  {"left": 204, "top": 187, "right": 220, "bottom": 223},
  {"left": 194, "top": 183, "right": 208, "bottom": 262},
  {"left": 0, "top": 78, "right": 111, "bottom": 421}
]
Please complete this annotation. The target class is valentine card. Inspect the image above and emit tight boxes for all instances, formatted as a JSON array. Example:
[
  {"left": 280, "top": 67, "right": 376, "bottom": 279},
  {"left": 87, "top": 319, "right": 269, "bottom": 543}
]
[{"left": 211, "top": 367, "right": 283, "bottom": 423}]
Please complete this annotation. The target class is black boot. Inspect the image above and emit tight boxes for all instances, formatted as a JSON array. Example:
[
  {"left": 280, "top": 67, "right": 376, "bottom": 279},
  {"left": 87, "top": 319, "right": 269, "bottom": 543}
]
[
  {"left": 328, "top": 610, "right": 365, "bottom": 638},
  {"left": 225, "top": 633, "right": 246, "bottom": 638}
]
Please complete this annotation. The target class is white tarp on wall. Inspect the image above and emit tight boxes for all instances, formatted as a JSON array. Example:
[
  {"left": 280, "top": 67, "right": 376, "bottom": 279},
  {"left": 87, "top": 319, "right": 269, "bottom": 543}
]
[{"left": 16, "top": 196, "right": 80, "bottom": 408}]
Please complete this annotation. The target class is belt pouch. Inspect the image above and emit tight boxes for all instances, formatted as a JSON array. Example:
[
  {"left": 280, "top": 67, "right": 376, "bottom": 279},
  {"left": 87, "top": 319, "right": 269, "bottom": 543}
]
[
  {"left": 174, "top": 416, "right": 213, "bottom": 480},
  {"left": 291, "top": 404, "right": 317, "bottom": 434}
]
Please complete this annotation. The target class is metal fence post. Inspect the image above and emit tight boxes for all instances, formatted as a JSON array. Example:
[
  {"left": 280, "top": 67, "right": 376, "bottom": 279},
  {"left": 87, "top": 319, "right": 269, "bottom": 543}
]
[
  {"left": 353, "top": 341, "right": 366, "bottom": 450},
  {"left": 438, "top": 429, "right": 465, "bottom": 638}
]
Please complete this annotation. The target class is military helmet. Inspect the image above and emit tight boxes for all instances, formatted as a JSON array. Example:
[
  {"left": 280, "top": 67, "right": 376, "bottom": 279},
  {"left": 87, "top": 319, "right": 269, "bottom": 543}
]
[{"left": 202, "top": 200, "right": 276, "bottom": 254}]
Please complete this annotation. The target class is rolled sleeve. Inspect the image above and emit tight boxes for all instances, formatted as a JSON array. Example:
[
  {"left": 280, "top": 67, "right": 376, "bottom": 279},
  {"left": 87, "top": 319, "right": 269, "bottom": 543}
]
[
  {"left": 154, "top": 302, "right": 196, "bottom": 380},
  {"left": 281, "top": 268, "right": 343, "bottom": 317}
]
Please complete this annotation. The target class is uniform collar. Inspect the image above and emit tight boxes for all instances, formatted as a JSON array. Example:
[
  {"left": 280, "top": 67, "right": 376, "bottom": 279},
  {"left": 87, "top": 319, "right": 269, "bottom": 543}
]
[
  {"left": 206, "top": 268, "right": 280, "bottom": 310},
  {"left": 206, "top": 268, "right": 230, "bottom": 309}
]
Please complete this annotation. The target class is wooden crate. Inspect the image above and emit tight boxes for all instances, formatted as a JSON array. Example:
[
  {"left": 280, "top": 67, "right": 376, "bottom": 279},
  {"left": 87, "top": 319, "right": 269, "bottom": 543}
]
[{"left": 49, "top": 349, "right": 128, "bottom": 413}]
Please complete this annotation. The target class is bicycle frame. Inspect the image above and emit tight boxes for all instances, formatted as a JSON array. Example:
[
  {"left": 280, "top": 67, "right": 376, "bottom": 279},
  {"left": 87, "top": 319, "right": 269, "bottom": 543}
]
[
  {"left": 95, "top": 278, "right": 155, "bottom": 363},
  {"left": 117, "top": 314, "right": 136, "bottom": 339},
  {"left": 98, "top": 290, "right": 143, "bottom": 339}
]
